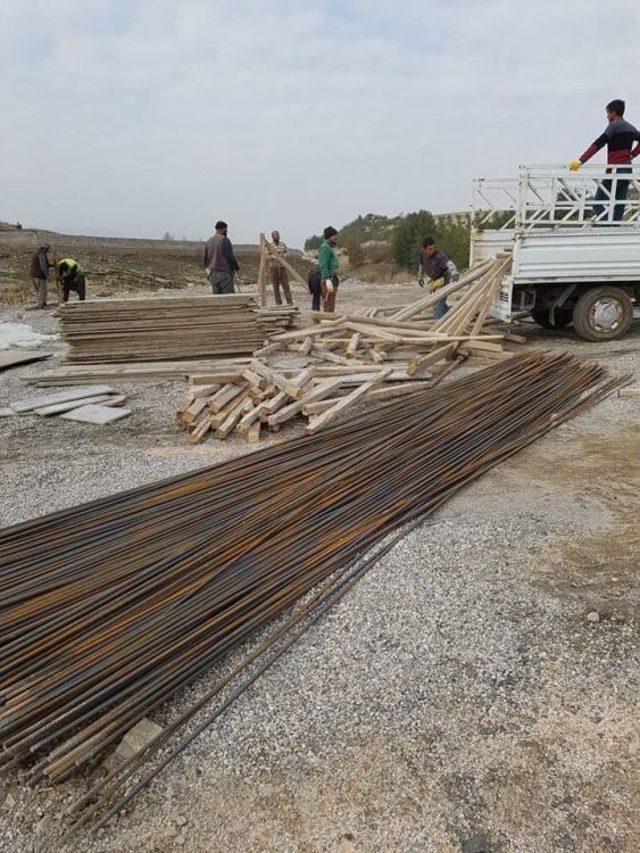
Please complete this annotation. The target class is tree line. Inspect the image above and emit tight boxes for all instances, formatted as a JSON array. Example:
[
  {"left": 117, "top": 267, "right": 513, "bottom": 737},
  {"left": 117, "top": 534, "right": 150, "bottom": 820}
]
[{"left": 305, "top": 210, "right": 471, "bottom": 272}]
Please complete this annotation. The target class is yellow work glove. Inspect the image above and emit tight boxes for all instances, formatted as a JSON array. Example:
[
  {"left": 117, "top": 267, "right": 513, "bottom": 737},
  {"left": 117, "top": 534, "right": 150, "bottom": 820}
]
[{"left": 569, "top": 160, "right": 581, "bottom": 172}]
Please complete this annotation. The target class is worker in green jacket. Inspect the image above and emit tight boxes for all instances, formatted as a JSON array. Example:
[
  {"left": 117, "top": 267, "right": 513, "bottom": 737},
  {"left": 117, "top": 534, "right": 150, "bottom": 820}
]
[
  {"left": 57, "top": 258, "right": 86, "bottom": 303},
  {"left": 313, "top": 226, "right": 340, "bottom": 312}
]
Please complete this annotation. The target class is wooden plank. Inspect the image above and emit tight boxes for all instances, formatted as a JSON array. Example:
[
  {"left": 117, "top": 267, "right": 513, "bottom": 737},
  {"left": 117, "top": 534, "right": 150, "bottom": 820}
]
[
  {"left": 345, "top": 321, "right": 401, "bottom": 342},
  {"left": 10, "top": 385, "right": 116, "bottom": 413},
  {"left": 407, "top": 344, "right": 457, "bottom": 377},
  {"left": 310, "top": 347, "right": 353, "bottom": 366},
  {"left": 216, "top": 398, "right": 253, "bottom": 439},
  {"left": 305, "top": 370, "right": 392, "bottom": 434},
  {"left": 60, "top": 404, "right": 131, "bottom": 424},
  {"left": 466, "top": 347, "right": 513, "bottom": 360},
  {"left": 270, "top": 320, "right": 345, "bottom": 342},
  {"left": 253, "top": 342, "right": 282, "bottom": 358},
  {"left": 267, "top": 378, "right": 343, "bottom": 427},
  {"left": 0, "top": 350, "right": 52, "bottom": 371},
  {"left": 246, "top": 419, "right": 261, "bottom": 443},
  {"left": 187, "top": 372, "right": 246, "bottom": 385},
  {"left": 187, "top": 413, "right": 213, "bottom": 444},
  {"left": 345, "top": 333, "right": 360, "bottom": 358},
  {"left": 301, "top": 381, "right": 431, "bottom": 416},
  {"left": 242, "top": 368, "right": 267, "bottom": 389},
  {"left": 235, "top": 401, "right": 264, "bottom": 433},
  {"left": 299, "top": 336, "right": 314, "bottom": 355},
  {"left": 309, "top": 311, "right": 344, "bottom": 322},
  {"left": 190, "top": 383, "right": 222, "bottom": 399},
  {"left": 208, "top": 383, "right": 245, "bottom": 413},
  {"left": 249, "top": 360, "right": 306, "bottom": 400},
  {"left": 257, "top": 234, "right": 268, "bottom": 307},
  {"left": 259, "top": 390, "right": 287, "bottom": 421},
  {"left": 34, "top": 394, "right": 126, "bottom": 416},
  {"left": 460, "top": 339, "right": 504, "bottom": 353},
  {"left": 183, "top": 397, "right": 210, "bottom": 425},
  {"left": 210, "top": 389, "right": 250, "bottom": 429}
]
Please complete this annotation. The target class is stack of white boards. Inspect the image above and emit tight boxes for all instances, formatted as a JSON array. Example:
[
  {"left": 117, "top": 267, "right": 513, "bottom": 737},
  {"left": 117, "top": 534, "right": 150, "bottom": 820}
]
[{"left": 1, "top": 386, "right": 130, "bottom": 424}]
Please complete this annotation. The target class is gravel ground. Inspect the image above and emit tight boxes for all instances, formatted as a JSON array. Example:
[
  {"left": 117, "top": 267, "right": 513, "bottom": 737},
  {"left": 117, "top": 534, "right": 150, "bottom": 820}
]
[{"left": 0, "top": 295, "right": 638, "bottom": 853}]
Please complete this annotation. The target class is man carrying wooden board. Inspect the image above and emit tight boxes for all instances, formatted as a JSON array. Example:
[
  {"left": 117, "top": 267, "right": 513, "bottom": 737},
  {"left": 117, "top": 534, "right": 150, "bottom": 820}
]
[
  {"left": 204, "top": 221, "right": 240, "bottom": 294},
  {"left": 267, "top": 230, "right": 293, "bottom": 306}
]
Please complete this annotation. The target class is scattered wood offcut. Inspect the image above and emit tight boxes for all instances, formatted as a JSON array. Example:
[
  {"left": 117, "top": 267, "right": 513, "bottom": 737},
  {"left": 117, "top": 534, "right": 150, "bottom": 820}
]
[{"left": 178, "top": 256, "right": 522, "bottom": 443}]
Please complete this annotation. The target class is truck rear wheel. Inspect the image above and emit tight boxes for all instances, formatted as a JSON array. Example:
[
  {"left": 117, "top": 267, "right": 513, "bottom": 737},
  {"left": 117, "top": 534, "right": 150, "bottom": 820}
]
[
  {"left": 530, "top": 308, "right": 572, "bottom": 329},
  {"left": 572, "top": 287, "right": 633, "bottom": 342}
]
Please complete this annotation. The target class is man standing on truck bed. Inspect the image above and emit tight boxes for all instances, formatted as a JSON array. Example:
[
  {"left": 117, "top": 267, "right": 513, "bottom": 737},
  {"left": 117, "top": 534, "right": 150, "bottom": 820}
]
[
  {"left": 569, "top": 99, "right": 640, "bottom": 222},
  {"left": 204, "top": 221, "right": 240, "bottom": 294}
]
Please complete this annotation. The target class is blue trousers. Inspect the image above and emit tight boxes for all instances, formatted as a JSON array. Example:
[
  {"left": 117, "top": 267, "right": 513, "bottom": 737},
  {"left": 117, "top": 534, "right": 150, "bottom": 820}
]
[
  {"left": 592, "top": 167, "right": 631, "bottom": 223},
  {"left": 432, "top": 297, "right": 450, "bottom": 320}
]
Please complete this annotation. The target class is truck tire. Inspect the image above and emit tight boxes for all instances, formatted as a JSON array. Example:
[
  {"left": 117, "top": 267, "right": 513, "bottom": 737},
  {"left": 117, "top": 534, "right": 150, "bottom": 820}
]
[
  {"left": 530, "top": 308, "right": 572, "bottom": 329},
  {"left": 572, "top": 287, "right": 634, "bottom": 342}
]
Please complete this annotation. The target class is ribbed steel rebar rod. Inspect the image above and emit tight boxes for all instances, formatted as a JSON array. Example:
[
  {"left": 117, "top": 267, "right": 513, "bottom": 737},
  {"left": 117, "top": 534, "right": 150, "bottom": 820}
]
[{"left": 0, "top": 352, "right": 625, "bottom": 793}]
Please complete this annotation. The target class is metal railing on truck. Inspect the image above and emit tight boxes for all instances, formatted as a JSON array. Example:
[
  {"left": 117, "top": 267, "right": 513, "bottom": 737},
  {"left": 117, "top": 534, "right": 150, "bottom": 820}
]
[{"left": 470, "top": 164, "right": 640, "bottom": 263}]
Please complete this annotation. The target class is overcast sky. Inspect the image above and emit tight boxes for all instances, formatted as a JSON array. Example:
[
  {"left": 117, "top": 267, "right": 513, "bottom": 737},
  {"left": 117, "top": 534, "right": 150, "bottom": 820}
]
[{"left": 1, "top": 0, "right": 638, "bottom": 247}]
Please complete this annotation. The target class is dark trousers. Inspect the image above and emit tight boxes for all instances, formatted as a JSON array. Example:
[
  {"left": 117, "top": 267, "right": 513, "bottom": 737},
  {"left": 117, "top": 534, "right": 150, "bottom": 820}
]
[
  {"left": 63, "top": 273, "right": 86, "bottom": 302},
  {"left": 593, "top": 167, "right": 631, "bottom": 223},
  {"left": 321, "top": 276, "right": 339, "bottom": 313},
  {"left": 209, "top": 271, "right": 235, "bottom": 294},
  {"left": 309, "top": 272, "right": 322, "bottom": 311},
  {"left": 270, "top": 267, "right": 292, "bottom": 305}
]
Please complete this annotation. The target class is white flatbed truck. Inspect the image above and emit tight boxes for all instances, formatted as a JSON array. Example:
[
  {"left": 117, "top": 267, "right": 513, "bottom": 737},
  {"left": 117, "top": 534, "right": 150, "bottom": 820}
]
[{"left": 471, "top": 164, "right": 640, "bottom": 340}]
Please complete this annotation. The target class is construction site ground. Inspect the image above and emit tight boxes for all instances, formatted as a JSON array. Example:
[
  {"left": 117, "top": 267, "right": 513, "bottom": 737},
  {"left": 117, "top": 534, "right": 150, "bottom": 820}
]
[{"left": 0, "top": 273, "right": 638, "bottom": 852}]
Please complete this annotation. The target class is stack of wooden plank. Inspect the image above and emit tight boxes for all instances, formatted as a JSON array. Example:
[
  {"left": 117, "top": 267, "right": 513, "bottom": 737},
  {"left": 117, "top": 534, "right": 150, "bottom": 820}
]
[
  {"left": 177, "top": 256, "right": 523, "bottom": 443},
  {"left": 176, "top": 360, "right": 434, "bottom": 444},
  {"left": 58, "top": 295, "right": 297, "bottom": 364}
]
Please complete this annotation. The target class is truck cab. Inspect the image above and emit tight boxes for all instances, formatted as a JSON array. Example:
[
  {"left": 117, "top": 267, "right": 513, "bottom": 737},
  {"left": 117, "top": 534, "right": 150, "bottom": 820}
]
[{"left": 471, "top": 164, "right": 640, "bottom": 340}]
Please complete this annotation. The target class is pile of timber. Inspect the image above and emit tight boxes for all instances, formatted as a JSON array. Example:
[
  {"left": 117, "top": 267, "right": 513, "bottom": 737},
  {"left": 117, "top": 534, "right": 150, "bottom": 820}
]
[
  {"left": 58, "top": 294, "right": 298, "bottom": 364},
  {"left": 177, "top": 256, "right": 524, "bottom": 443}
]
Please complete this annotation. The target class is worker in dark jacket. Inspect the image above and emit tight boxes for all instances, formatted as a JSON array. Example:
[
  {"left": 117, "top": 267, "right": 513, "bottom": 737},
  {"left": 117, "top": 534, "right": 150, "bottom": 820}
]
[
  {"left": 29, "top": 244, "right": 53, "bottom": 308},
  {"left": 57, "top": 258, "right": 86, "bottom": 302},
  {"left": 570, "top": 99, "right": 640, "bottom": 222},
  {"left": 417, "top": 237, "right": 450, "bottom": 320},
  {"left": 203, "top": 221, "right": 240, "bottom": 294}
]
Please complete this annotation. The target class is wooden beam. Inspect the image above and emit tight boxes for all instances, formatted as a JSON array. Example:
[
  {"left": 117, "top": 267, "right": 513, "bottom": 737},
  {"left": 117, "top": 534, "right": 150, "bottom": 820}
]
[
  {"left": 407, "top": 344, "right": 457, "bottom": 377},
  {"left": 304, "top": 369, "right": 392, "bottom": 434},
  {"left": 267, "top": 378, "right": 343, "bottom": 427},
  {"left": 257, "top": 234, "right": 268, "bottom": 307}
]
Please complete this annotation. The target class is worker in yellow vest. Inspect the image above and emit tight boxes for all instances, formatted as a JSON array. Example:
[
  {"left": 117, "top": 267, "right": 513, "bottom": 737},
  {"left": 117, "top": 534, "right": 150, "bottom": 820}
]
[{"left": 57, "top": 258, "right": 86, "bottom": 302}]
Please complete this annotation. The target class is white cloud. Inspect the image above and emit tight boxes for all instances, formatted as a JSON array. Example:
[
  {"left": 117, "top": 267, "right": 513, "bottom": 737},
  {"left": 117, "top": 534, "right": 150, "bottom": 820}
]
[{"left": 1, "top": 0, "right": 638, "bottom": 245}]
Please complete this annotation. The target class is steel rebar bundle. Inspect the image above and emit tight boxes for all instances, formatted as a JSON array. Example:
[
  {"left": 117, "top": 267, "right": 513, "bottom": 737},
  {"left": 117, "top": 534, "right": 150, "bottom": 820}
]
[{"left": 0, "top": 352, "right": 623, "bottom": 791}]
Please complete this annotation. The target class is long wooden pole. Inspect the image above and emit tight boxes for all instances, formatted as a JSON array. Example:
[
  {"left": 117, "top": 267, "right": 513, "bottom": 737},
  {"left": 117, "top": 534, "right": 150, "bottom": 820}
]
[{"left": 256, "top": 234, "right": 268, "bottom": 307}]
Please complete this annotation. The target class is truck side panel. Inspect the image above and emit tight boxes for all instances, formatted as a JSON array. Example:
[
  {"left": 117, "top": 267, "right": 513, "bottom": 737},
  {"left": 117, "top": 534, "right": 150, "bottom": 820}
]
[{"left": 513, "top": 229, "right": 640, "bottom": 284}]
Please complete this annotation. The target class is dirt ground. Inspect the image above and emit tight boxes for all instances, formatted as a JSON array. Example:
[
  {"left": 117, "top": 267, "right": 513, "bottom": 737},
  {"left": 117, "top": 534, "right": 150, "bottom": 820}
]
[{"left": 0, "top": 251, "right": 638, "bottom": 852}]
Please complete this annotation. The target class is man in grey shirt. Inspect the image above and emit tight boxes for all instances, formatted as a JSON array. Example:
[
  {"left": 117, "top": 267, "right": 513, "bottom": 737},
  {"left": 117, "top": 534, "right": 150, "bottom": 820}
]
[
  {"left": 417, "top": 236, "right": 451, "bottom": 320},
  {"left": 203, "top": 221, "right": 240, "bottom": 294}
]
